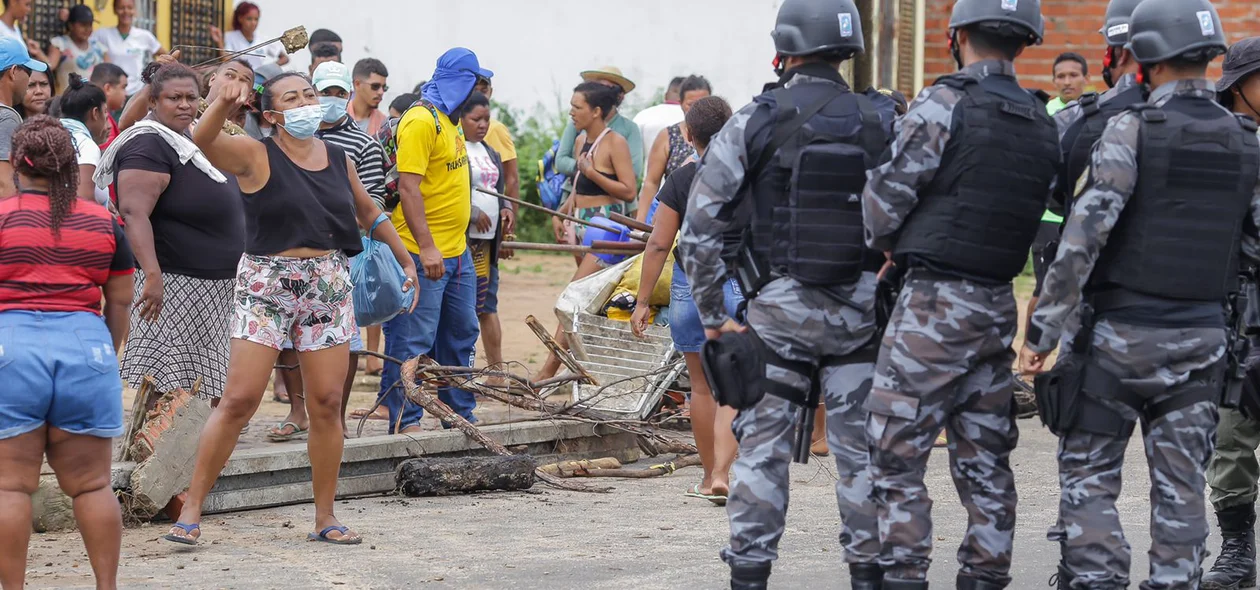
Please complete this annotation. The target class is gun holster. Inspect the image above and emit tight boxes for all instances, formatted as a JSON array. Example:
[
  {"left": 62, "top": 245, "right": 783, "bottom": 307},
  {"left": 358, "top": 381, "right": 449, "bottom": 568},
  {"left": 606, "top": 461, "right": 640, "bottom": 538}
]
[
  {"left": 1035, "top": 355, "right": 1135, "bottom": 439},
  {"left": 875, "top": 262, "right": 905, "bottom": 333},
  {"left": 700, "top": 329, "right": 814, "bottom": 413}
]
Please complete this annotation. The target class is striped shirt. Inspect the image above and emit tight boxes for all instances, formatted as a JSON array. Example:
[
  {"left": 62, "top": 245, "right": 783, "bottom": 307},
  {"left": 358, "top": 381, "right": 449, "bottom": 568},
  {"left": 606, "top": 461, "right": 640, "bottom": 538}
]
[
  {"left": 317, "top": 118, "right": 389, "bottom": 210},
  {"left": 0, "top": 193, "right": 134, "bottom": 314}
]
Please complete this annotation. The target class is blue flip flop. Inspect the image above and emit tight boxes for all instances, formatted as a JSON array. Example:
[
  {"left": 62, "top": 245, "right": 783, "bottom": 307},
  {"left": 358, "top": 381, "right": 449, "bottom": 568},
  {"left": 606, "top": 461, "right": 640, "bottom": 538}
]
[
  {"left": 308, "top": 525, "right": 362, "bottom": 545},
  {"left": 163, "top": 522, "right": 200, "bottom": 545}
]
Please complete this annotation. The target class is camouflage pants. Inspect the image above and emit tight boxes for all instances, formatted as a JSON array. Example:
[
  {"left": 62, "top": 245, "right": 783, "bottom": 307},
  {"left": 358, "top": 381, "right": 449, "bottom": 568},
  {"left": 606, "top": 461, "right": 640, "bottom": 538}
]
[
  {"left": 720, "top": 274, "right": 880, "bottom": 568},
  {"left": 864, "top": 276, "right": 1020, "bottom": 585},
  {"left": 1051, "top": 319, "right": 1225, "bottom": 590}
]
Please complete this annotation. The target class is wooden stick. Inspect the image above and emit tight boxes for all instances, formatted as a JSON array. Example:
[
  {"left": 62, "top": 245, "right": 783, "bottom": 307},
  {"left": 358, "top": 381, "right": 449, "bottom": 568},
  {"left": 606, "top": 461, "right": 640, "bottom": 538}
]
[
  {"left": 526, "top": 315, "right": 598, "bottom": 386},
  {"left": 608, "top": 213, "right": 653, "bottom": 233},
  {"left": 500, "top": 241, "right": 637, "bottom": 256},
  {"left": 475, "top": 187, "right": 647, "bottom": 242},
  {"left": 571, "top": 454, "right": 702, "bottom": 478},
  {"left": 589, "top": 240, "right": 645, "bottom": 251},
  {"left": 401, "top": 356, "right": 610, "bottom": 493}
]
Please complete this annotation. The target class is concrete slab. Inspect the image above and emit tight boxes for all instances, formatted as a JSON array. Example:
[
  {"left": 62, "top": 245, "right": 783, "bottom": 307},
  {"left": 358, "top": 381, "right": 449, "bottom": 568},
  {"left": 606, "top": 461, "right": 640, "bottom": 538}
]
[{"left": 202, "top": 421, "right": 641, "bottom": 514}]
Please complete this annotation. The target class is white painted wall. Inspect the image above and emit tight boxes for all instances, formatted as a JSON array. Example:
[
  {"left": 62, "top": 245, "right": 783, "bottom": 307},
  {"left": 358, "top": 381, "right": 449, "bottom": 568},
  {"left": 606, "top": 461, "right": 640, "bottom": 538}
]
[{"left": 250, "top": 0, "right": 786, "bottom": 116}]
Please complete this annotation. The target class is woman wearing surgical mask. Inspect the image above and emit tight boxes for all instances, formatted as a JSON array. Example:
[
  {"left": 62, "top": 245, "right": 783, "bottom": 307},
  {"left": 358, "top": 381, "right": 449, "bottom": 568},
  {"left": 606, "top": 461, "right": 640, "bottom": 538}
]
[
  {"left": 166, "top": 72, "right": 418, "bottom": 548},
  {"left": 264, "top": 61, "right": 391, "bottom": 445}
]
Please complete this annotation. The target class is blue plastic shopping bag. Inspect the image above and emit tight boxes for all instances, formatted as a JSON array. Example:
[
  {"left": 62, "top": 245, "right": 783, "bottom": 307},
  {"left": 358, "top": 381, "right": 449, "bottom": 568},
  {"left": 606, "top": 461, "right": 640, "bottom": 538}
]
[{"left": 350, "top": 215, "right": 409, "bottom": 326}]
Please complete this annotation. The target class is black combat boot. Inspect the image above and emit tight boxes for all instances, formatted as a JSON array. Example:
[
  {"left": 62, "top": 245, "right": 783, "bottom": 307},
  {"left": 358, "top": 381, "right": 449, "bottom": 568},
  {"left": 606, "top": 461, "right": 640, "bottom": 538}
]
[
  {"left": 881, "top": 578, "right": 928, "bottom": 590},
  {"left": 956, "top": 573, "right": 1005, "bottom": 590},
  {"left": 1049, "top": 563, "right": 1074, "bottom": 590},
  {"left": 849, "top": 563, "right": 883, "bottom": 590},
  {"left": 1202, "top": 503, "right": 1257, "bottom": 590},
  {"left": 729, "top": 563, "right": 771, "bottom": 590}
]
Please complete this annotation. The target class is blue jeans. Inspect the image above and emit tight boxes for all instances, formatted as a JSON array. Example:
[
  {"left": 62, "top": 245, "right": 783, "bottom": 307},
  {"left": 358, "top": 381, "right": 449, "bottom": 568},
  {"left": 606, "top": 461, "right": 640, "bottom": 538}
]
[
  {"left": 0, "top": 311, "right": 123, "bottom": 440},
  {"left": 379, "top": 250, "right": 480, "bottom": 431},
  {"left": 723, "top": 277, "right": 745, "bottom": 321}
]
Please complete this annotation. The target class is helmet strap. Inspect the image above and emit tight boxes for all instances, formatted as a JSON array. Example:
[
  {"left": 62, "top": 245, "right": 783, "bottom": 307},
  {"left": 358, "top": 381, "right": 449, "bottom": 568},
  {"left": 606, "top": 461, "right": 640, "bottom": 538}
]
[{"left": 772, "top": 54, "right": 786, "bottom": 77}]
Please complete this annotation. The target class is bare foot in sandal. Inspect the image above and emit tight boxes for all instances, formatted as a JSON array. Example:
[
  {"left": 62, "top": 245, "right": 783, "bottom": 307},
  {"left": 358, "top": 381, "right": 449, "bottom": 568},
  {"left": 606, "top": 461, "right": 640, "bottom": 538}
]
[
  {"left": 349, "top": 407, "right": 388, "bottom": 421},
  {"left": 163, "top": 522, "right": 201, "bottom": 545},
  {"left": 309, "top": 519, "right": 362, "bottom": 545}
]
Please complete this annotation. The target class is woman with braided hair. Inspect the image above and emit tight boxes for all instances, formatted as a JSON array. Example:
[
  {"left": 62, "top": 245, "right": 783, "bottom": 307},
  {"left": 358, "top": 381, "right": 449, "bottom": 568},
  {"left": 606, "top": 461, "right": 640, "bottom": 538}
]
[{"left": 0, "top": 116, "right": 134, "bottom": 589}]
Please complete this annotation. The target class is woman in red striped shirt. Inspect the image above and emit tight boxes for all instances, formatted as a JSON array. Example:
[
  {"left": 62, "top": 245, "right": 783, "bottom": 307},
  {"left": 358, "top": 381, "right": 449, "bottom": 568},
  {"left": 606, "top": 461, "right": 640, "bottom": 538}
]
[{"left": 0, "top": 116, "right": 134, "bottom": 590}]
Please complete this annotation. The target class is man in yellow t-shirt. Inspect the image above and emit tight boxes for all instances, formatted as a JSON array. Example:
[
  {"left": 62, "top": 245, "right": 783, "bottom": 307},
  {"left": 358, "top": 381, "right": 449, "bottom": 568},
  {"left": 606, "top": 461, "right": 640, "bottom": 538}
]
[{"left": 379, "top": 47, "right": 492, "bottom": 433}]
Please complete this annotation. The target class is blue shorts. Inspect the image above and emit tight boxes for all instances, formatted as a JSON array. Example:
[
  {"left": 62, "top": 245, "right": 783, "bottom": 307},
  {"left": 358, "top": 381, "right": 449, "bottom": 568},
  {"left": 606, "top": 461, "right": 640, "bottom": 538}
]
[
  {"left": 0, "top": 311, "right": 124, "bottom": 440},
  {"left": 669, "top": 262, "right": 706, "bottom": 353}
]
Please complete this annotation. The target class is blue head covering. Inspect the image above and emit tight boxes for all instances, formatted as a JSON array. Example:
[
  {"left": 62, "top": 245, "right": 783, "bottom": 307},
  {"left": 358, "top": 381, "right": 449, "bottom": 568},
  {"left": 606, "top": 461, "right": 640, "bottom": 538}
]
[{"left": 421, "top": 47, "right": 494, "bottom": 117}]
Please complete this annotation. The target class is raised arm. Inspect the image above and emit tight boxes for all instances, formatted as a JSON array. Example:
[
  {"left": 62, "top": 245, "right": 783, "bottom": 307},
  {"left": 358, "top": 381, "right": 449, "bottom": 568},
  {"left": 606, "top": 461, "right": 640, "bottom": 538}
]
[
  {"left": 119, "top": 50, "right": 181, "bottom": 132},
  {"left": 192, "top": 80, "right": 266, "bottom": 183}
]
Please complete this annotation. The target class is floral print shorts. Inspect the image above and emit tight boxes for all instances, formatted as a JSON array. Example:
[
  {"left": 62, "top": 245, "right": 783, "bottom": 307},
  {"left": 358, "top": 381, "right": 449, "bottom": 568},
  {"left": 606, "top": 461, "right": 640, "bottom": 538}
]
[{"left": 229, "top": 251, "right": 358, "bottom": 352}]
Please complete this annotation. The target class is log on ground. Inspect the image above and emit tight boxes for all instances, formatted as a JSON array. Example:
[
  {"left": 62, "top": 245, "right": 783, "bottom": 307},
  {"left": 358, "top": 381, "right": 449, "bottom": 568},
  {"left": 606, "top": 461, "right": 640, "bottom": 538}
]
[{"left": 395, "top": 456, "right": 536, "bottom": 497}]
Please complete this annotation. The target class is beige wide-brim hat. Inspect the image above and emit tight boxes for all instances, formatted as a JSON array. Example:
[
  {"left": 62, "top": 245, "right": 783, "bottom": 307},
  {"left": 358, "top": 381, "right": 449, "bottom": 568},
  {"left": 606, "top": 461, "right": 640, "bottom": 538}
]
[{"left": 580, "top": 65, "right": 636, "bottom": 94}]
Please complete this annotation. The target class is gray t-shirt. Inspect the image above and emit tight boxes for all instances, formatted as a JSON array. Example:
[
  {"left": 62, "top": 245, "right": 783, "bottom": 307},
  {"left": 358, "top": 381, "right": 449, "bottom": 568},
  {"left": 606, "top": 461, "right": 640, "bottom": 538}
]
[{"left": 0, "top": 105, "right": 21, "bottom": 161}]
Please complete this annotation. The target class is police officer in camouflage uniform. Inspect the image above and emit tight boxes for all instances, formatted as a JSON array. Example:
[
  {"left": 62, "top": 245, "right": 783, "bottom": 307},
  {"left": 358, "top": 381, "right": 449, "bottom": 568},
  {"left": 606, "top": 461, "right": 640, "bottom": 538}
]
[
  {"left": 1022, "top": 0, "right": 1260, "bottom": 586},
  {"left": 1202, "top": 35, "right": 1260, "bottom": 590},
  {"left": 860, "top": 0, "right": 1058, "bottom": 587},
  {"left": 1023, "top": 0, "right": 1145, "bottom": 311},
  {"left": 677, "top": 0, "right": 898, "bottom": 587}
]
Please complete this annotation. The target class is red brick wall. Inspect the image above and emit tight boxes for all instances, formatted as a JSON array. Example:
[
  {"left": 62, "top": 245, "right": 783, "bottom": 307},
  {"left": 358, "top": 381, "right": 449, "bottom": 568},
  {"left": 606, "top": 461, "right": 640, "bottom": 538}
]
[{"left": 920, "top": 0, "right": 1259, "bottom": 95}]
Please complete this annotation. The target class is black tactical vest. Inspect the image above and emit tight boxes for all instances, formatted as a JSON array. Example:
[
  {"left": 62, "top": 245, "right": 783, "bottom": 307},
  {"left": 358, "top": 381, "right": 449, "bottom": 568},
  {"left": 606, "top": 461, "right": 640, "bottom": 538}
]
[
  {"left": 893, "top": 74, "right": 1060, "bottom": 282},
  {"left": 744, "top": 82, "right": 889, "bottom": 287},
  {"left": 1056, "top": 85, "right": 1146, "bottom": 214},
  {"left": 1088, "top": 96, "right": 1260, "bottom": 302}
]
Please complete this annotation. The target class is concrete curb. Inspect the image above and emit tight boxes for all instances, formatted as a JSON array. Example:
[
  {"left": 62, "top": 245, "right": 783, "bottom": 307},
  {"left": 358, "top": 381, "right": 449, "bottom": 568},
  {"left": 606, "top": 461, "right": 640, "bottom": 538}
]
[{"left": 29, "top": 420, "right": 641, "bottom": 532}]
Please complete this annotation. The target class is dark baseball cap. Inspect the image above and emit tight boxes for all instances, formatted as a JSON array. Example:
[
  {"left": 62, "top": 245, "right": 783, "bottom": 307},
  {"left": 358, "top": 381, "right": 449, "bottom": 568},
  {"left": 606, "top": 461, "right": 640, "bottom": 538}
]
[
  {"left": 1219, "top": 36, "right": 1260, "bottom": 93},
  {"left": 66, "top": 4, "right": 94, "bottom": 24}
]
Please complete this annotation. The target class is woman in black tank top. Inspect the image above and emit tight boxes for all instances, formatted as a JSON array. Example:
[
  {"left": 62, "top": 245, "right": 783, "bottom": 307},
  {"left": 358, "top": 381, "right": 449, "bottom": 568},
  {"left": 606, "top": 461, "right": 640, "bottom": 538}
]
[{"left": 163, "top": 73, "right": 418, "bottom": 548}]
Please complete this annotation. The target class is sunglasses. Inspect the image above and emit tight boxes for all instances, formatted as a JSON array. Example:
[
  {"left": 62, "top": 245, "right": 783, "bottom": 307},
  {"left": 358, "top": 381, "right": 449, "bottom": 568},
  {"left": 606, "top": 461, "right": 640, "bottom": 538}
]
[{"left": 365, "top": 82, "right": 388, "bottom": 92}]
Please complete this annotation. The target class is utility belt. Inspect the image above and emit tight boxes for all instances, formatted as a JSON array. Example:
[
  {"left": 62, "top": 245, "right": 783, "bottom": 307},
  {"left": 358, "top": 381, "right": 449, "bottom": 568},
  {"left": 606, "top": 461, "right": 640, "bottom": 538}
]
[
  {"left": 1034, "top": 302, "right": 1226, "bottom": 438},
  {"left": 701, "top": 326, "right": 878, "bottom": 464},
  {"left": 735, "top": 237, "right": 885, "bottom": 301}
]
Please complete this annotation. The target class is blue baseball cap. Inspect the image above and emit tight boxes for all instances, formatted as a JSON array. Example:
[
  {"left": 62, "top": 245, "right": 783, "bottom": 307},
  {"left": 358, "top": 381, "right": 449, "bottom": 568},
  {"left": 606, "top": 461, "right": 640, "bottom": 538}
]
[{"left": 0, "top": 36, "right": 45, "bottom": 73}]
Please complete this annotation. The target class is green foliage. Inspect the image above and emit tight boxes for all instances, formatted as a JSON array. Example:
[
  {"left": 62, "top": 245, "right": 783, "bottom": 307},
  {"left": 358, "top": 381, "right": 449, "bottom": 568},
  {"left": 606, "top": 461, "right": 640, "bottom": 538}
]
[{"left": 491, "top": 99, "right": 566, "bottom": 244}]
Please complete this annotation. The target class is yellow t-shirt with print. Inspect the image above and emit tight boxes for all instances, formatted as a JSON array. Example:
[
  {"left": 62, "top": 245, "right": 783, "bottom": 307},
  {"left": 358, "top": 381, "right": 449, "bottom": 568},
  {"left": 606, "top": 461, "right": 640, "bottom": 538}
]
[
  {"left": 484, "top": 119, "right": 517, "bottom": 162},
  {"left": 393, "top": 105, "right": 470, "bottom": 258}
]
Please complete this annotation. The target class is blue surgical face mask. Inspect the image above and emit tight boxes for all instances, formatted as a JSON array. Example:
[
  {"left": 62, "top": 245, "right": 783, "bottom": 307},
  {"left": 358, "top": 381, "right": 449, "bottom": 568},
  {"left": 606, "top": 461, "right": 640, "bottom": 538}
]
[
  {"left": 271, "top": 104, "right": 323, "bottom": 139},
  {"left": 319, "top": 96, "right": 348, "bottom": 124}
]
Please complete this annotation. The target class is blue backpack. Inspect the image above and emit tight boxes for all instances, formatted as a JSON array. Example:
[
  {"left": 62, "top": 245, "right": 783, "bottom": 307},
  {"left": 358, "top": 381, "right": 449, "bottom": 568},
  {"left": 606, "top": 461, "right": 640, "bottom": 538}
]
[{"left": 536, "top": 139, "right": 568, "bottom": 210}]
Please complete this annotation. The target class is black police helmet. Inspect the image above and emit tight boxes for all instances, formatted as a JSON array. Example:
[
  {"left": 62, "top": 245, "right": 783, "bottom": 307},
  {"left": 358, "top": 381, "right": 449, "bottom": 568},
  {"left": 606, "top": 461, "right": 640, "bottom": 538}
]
[
  {"left": 949, "top": 0, "right": 1045, "bottom": 45},
  {"left": 947, "top": 0, "right": 1048, "bottom": 45},
  {"left": 771, "top": 0, "right": 866, "bottom": 58},
  {"left": 1126, "top": 0, "right": 1227, "bottom": 65},
  {"left": 1100, "top": 0, "right": 1144, "bottom": 47}
]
